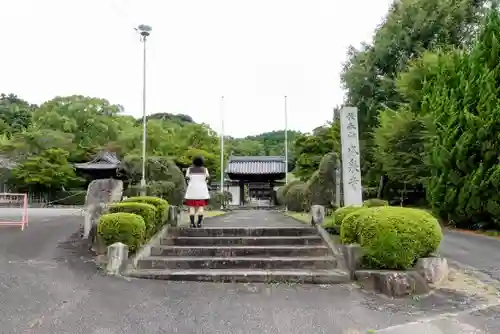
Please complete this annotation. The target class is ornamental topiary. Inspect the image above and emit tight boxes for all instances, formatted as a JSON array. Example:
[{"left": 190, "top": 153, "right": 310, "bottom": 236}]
[
  {"left": 122, "top": 196, "right": 169, "bottom": 226},
  {"left": 98, "top": 212, "right": 146, "bottom": 252},
  {"left": 277, "top": 180, "right": 302, "bottom": 206},
  {"left": 355, "top": 207, "right": 443, "bottom": 270},
  {"left": 109, "top": 202, "right": 157, "bottom": 237},
  {"left": 363, "top": 198, "right": 389, "bottom": 207},
  {"left": 285, "top": 182, "right": 309, "bottom": 212}
]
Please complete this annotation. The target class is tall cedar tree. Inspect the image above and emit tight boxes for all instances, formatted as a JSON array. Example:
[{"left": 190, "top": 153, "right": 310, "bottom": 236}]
[{"left": 424, "top": 8, "right": 500, "bottom": 229}]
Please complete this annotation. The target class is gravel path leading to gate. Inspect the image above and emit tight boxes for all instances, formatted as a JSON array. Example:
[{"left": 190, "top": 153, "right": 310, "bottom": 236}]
[{"left": 0, "top": 209, "right": 498, "bottom": 333}]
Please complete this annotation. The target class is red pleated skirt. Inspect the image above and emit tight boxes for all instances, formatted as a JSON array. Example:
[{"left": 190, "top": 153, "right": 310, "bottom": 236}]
[{"left": 184, "top": 199, "right": 209, "bottom": 207}]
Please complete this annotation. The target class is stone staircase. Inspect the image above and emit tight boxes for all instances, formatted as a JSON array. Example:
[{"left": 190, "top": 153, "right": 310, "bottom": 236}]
[{"left": 126, "top": 225, "right": 349, "bottom": 284}]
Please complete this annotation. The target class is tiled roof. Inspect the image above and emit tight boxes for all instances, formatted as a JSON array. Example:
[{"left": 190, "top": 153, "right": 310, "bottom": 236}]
[
  {"left": 226, "top": 156, "right": 286, "bottom": 175},
  {"left": 74, "top": 152, "right": 121, "bottom": 170}
]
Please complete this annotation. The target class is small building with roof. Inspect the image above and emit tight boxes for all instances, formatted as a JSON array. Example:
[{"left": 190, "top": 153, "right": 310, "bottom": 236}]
[
  {"left": 224, "top": 155, "right": 287, "bottom": 206},
  {"left": 74, "top": 151, "right": 128, "bottom": 181}
]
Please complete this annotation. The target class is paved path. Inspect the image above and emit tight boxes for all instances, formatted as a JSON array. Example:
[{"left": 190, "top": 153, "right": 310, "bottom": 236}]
[
  {"left": 0, "top": 209, "right": 498, "bottom": 333},
  {"left": 204, "top": 210, "right": 305, "bottom": 228}
]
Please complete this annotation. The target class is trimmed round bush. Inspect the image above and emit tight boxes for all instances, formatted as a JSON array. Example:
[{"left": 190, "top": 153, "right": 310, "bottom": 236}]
[
  {"left": 355, "top": 207, "right": 443, "bottom": 270},
  {"left": 333, "top": 206, "right": 363, "bottom": 228},
  {"left": 122, "top": 196, "right": 169, "bottom": 225},
  {"left": 363, "top": 198, "right": 389, "bottom": 207},
  {"left": 339, "top": 207, "right": 372, "bottom": 243},
  {"left": 98, "top": 212, "right": 146, "bottom": 252},
  {"left": 109, "top": 202, "right": 157, "bottom": 236}
]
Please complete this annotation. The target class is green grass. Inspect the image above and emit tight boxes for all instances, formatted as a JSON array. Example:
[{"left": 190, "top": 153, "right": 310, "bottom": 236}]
[{"left": 284, "top": 211, "right": 310, "bottom": 224}]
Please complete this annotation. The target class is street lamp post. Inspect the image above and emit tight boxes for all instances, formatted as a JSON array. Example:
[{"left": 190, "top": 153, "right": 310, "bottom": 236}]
[{"left": 136, "top": 24, "right": 152, "bottom": 195}]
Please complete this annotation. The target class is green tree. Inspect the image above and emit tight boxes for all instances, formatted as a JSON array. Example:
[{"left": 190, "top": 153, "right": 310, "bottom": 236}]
[
  {"left": 0, "top": 93, "right": 36, "bottom": 135},
  {"left": 424, "top": 8, "right": 500, "bottom": 229},
  {"left": 32, "top": 95, "right": 126, "bottom": 161},
  {"left": 373, "top": 107, "right": 431, "bottom": 203},
  {"left": 293, "top": 122, "right": 339, "bottom": 181},
  {"left": 341, "top": 0, "right": 487, "bottom": 185},
  {"left": 11, "top": 148, "right": 80, "bottom": 191}
]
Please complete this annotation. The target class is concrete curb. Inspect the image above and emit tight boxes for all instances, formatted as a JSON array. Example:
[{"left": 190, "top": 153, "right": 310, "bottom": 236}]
[
  {"left": 315, "top": 225, "right": 349, "bottom": 273},
  {"left": 127, "top": 224, "right": 173, "bottom": 270},
  {"left": 281, "top": 212, "right": 350, "bottom": 277}
]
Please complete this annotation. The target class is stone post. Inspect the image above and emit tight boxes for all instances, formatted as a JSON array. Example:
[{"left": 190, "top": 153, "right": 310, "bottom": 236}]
[
  {"left": 310, "top": 205, "right": 325, "bottom": 226},
  {"left": 106, "top": 242, "right": 129, "bottom": 275},
  {"left": 168, "top": 205, "right": 179, "bottom": 227}
]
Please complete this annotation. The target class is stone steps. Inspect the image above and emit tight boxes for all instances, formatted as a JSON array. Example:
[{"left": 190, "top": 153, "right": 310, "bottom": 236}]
[
  {"left": 126, "top": 268, "right": 349, "bottom": 284},
  {"left": 176, "top": 227, "right": 318, "bottom": 237},
  {"left": 137, "top": 256, "right": 337, "bottom": 270},
  {"left": 128, "top": 226, "right": 350, "bottom": 284},
  {"left": 151, "top": 245, "right": 329, "bottom": 257},
  {"left": 163, "top": 235, "right": 324, "bottom": 246}
]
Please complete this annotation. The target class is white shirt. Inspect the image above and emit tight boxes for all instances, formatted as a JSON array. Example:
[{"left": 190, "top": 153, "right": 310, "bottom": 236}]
[{"left": 184, "top": 167, "right": 210, "bottom": 200}]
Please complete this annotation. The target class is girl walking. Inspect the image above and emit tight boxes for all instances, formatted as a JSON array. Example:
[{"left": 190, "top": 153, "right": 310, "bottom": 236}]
[{"left": 184, "top": 156, "right": 210, "bottom": 228}]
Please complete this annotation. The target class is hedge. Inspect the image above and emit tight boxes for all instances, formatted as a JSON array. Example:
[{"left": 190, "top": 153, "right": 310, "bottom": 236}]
[
  {"left": 98, "top": 212, "right": 146, "bottom": 252},
  {"left": 348, "top": 207, "right": 443, "bottom": 270},
  {"left": 109, "top": 202, "right": 157, "bottom": 236},
  {"left": 122, "top": 196, "right": 169, "bottom": 225}
]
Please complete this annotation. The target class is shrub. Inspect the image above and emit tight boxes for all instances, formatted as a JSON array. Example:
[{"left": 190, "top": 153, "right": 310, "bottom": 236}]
[
  {"left": 109, "top": 202, "right": 157, "bottom": 236},
  {"left": 277, "top": 180, "right": 302, "bottom": 205},
  {"left": 122, "top": 196, "right": 169, "bottom": 225},
  {"left": 122, "top": 156, "right": 186, "bottom": 206},
  {"left": 355, "top": 207, "right": 442, "bottom": 269},
  {"left": 363, "top": 199, "right": 389, "bottom": 207},
  {"left": 285, "top": 182, "right": 309, "bottom": 212},
  {"left": 333, "top": 206, "right": 362, "bottom": 229},
  {"left": 98, "top": 212, "right": 146, "bottom": 252},
  {"left": 208, "top": 191, "right": 232, "bottom": 209},
  {"left": 339, "top": 207, "right": 371, "bottom": 243},
  {"left": 322, "top": 216, "right": 339, "bottom": 234}
]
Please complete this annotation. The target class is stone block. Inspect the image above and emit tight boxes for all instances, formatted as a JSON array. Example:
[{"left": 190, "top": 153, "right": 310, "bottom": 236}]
[
  {"left": 340, "top": 244, "right": 363, "bottom": 279},
  {"left": 310, "top": 205, "right": 325, "bottom": 226},
  {"left": 355, "top": 270, "right": 430, "bottom": 297},
  {"left": 106, "top": 242, "right": 129, "bottom": 275},
  {"left": 415, "top": 257, "right": 449, "bottom": 284}
]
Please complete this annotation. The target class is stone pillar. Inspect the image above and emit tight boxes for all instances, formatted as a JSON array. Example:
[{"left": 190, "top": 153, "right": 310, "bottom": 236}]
[{"left": 340, "top": 106, "right": 363, "bottom": 206}]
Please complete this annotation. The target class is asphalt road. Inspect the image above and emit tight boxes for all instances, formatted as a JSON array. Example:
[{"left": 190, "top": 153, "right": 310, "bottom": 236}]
[
  {"left": 0, "top": 209, "right": 498, "bottom": 333},
  {"left": 439, "top": 229, "right": 500, "bottom": 281}
]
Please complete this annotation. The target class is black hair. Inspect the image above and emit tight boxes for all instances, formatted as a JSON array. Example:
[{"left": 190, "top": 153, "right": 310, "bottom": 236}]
[{"left": 192, "top": 156, "right": 204, "bottom": 167}]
